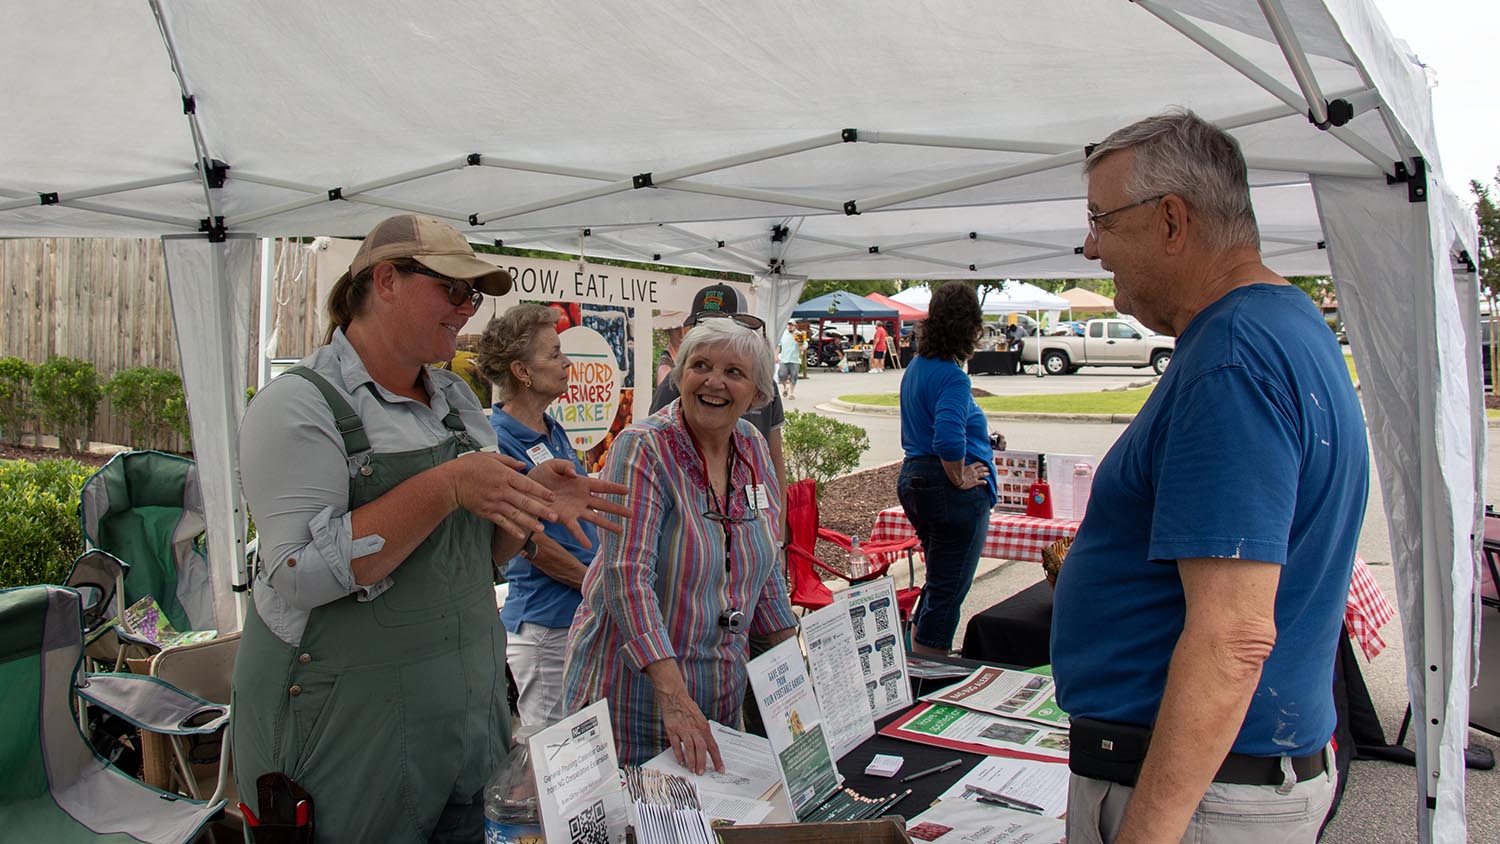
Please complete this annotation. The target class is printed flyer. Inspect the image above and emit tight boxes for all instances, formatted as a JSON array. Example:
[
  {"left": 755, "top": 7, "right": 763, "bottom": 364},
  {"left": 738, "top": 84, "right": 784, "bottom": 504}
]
[
  {"left": 746, "top": 637, "right": 841, "bottom": 819},
  {"left": 837, "top": 577, "right": 913, "bottom": 719}
]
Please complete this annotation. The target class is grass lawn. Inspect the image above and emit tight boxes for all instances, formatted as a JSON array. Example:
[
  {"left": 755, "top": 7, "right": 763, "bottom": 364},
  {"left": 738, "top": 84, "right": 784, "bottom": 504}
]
[{"left": 842, "top": 386, "right": 1156, "bottom": 415}]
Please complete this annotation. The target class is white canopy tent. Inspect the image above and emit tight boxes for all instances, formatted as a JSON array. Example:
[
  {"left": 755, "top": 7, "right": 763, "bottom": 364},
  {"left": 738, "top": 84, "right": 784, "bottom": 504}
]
[{"left": 0, "top": 2, "right": 1481, "bottom": 838}]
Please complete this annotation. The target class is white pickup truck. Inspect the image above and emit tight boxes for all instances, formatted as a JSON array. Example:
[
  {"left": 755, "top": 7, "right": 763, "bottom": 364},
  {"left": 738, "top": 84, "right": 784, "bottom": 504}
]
[{"left": 1020, "top": 318, "right": 1174, "bottom": 376}]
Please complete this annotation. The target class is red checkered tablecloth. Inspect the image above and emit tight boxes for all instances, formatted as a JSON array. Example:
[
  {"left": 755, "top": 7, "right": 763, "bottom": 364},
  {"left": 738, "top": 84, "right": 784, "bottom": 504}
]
[{"left": 870, "top": 506, "right": 1396, "bottom": 659}]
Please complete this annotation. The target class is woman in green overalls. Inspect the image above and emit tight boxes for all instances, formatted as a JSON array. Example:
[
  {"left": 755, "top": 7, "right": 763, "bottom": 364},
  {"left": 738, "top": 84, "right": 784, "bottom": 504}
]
[{"left": 232, "top": 215, "right": 629, "bottom": 843}]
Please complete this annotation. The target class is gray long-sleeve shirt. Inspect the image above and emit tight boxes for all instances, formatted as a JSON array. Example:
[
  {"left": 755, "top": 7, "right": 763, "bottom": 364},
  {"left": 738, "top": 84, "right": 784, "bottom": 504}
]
[{"left": 239, "top": 330, "right": 497, "bottom": 645}]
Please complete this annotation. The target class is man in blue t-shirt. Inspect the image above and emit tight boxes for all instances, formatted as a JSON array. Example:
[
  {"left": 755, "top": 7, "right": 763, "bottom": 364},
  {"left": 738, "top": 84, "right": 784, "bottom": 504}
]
[{"left": 1051, "top": 110, "right": 1367, "bottom": 844}]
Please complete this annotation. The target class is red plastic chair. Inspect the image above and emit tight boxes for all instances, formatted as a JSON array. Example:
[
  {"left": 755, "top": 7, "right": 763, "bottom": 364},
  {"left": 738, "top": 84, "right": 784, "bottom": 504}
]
[{"left": 783, "top": 478, "right": 923, "bottom": 621}]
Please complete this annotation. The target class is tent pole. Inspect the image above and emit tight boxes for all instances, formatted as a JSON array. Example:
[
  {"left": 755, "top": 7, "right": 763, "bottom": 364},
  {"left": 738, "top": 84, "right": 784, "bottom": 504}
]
[
  {"left": 257, "top": 238, "right": 275, "bottom": 389},
  {"left": 1256, "top": 0, "right": 1332, "bottom": 127},
  {"left": 859, "top": 149, "right": 1087, "bottom": 213},
  {"left": 1135, "top": 1, "right": 1392, "bottom": 174}
]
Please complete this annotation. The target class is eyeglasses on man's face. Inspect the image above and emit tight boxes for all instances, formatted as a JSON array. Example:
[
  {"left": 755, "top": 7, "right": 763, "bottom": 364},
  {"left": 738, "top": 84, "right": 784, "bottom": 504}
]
[
  {"left": 1086, "top": 194, "right": 1166, "bottom": 239},
  {"left": 686, "top": 311, "right": 766, "bottom": 333},
  {"left": 400, "top": 264, "right": 484, "bottom": 309}
]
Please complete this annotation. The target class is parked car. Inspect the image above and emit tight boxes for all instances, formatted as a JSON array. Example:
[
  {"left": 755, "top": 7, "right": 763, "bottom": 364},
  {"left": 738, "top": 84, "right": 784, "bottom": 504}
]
[{"left": 1019, "top": 318, "right": 1175, "bottom": 375}]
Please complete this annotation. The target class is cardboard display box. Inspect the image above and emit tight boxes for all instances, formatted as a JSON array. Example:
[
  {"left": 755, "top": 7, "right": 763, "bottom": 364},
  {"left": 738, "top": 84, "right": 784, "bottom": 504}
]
[{"left": 714, "top": 817, "right": 913, "bottom": 844}]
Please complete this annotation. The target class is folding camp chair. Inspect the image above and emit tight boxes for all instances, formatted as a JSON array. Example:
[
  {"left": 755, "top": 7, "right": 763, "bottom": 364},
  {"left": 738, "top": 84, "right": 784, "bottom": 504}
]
[
  {"left": 783, "top": 478, "right": 923, "bottom": 621},
  {"left": 0, "top": 585, "right": 226, "bottom": 843},
  {"left": 69, "top": 451, "right": 219, "bottom": 669},
  {"left": 147, "top": 634, "right": 243, "bottom": 835}
]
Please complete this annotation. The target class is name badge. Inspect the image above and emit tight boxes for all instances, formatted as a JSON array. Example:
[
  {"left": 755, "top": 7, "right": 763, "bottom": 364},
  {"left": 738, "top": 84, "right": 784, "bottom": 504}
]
[
  {"left": 746, "top": 484, "right": 771, "bottom": 510},
  {"left": 525, "top": 442, "right": 556, "bottom": 466}
]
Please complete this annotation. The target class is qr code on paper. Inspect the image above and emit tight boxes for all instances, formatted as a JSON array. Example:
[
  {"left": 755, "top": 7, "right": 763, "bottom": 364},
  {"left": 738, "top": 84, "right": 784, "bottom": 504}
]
[
  {"left": 848, "top": 609, "right": 867, "bottom": 640},
  {"left": 568, "top": 799, "right": 608, "bottom": 844},
  {"left": 874, "top": 609, "right": 891, "bottom": 633}
]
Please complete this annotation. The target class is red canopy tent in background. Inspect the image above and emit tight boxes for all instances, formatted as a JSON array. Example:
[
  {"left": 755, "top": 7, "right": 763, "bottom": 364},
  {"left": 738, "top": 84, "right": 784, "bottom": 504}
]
[{"left": 866, "top": 292, "right": 926, "bottom": 320}]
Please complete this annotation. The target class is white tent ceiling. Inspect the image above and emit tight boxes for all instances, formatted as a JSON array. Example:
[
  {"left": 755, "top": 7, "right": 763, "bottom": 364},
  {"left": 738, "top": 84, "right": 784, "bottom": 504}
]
[{"left": 0, "top": 2, "right": 1482, "bottom": 840}]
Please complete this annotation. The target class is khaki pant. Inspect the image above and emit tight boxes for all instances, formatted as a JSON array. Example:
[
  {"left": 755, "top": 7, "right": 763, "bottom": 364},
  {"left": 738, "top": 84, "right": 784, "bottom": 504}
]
[{"left": 1065, "top": 746, "right": 1336, "bottom": 844}]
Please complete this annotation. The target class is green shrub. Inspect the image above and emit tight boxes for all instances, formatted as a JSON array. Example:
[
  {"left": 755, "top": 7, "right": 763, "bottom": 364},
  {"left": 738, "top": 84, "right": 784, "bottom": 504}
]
[
  {"left": 106, "top": 366, "right": 187, "bottom": 451},
  {"left": 0, "top": 357, "right": 33, "bottom": 446},
  {"left": 0, "top": 458, "right": 94, "bottom": 588},
  {"left": 782, "top": 410, "right": 870, "bottom": 495},
  {"left": 31, "top": 356, "right": 101, "bottom": 456}
]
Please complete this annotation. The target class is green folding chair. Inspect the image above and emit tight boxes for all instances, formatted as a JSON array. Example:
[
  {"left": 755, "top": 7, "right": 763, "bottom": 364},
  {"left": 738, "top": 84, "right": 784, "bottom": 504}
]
[
  {"left": 0, "top": 584, "right": 226, "bottom": 842},
  {"left": 69, "top": 451, "right": 217, "bottom": 669}
]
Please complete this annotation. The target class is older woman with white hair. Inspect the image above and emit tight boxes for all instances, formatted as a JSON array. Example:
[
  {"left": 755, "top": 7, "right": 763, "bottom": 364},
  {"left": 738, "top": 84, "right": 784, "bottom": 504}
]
[{"left": 563, "top": 317, "right": 799, "bottom": 772}]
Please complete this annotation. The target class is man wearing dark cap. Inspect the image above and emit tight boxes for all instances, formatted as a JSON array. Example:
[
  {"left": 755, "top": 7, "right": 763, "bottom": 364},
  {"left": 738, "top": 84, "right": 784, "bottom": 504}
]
[{"left": 234, "top": 214, "right": 629, "bottom": 841}]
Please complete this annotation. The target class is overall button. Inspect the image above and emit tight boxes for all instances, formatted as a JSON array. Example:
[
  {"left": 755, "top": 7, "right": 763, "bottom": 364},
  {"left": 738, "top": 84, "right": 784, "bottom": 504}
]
[
  {"left": 286, "top": 557, "right": 297, "bottom": 568},
  {"left": 289, "top": 684, "right": 302, "bottom": 697},
  {"left": 298, "top": 653, "right": 311, "bottom": 665}
]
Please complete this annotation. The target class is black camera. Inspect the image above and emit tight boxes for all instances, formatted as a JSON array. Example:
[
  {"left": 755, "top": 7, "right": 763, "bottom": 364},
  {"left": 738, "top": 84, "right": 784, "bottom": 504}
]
[{"left": 718, "top": 608, "right": 746, "bottom": 633}]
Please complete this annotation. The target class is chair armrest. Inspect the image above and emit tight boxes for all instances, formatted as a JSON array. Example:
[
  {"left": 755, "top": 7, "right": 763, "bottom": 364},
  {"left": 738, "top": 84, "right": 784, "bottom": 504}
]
[
  {"left": 815, "top": 526, "right": 853, "bottom": 552},
  {"left": 76, "top": 673, "right": 229, "bottom": 736},
  {"left": 788, "top": 544, "right": 848, "bottom": 581}
]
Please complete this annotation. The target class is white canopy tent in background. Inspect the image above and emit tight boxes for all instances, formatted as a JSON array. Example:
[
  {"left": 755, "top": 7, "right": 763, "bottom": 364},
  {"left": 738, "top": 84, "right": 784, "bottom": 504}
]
[{"left": 0, "top": 2, "right": 1481, "bottom": 839}]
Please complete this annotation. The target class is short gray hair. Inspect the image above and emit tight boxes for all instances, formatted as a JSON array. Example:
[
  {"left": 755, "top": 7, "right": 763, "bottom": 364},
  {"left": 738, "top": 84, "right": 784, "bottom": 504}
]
[
  {"left": 1085, "top": 109, "right": 1260, "bottom": 253},
  {"left": 671, "top": 318, "right": 776, "bottom": 409}
]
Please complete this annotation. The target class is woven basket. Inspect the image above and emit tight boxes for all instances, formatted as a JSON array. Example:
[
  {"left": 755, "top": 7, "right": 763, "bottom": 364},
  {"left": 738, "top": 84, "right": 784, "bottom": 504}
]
[{"left": 1041, "top": 536, "right": 1073, "bottom": 588}]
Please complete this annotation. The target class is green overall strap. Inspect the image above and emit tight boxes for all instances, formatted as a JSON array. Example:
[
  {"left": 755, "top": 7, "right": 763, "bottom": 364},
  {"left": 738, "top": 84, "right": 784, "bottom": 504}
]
[{"left": 283, "top": 366, "right": 371, "bottom": 455}]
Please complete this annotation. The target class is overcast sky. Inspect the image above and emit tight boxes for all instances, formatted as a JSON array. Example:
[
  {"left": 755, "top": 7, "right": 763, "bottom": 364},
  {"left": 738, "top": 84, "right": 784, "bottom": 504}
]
[{"left": 1370, "top": 0, "right": 1499, "bottom": 198}]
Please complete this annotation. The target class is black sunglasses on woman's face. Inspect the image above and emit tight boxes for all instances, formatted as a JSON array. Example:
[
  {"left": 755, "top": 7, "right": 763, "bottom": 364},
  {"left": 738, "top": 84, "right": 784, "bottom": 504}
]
[{"left": 400, "top": 264, "right": 484, "bottom": 309}]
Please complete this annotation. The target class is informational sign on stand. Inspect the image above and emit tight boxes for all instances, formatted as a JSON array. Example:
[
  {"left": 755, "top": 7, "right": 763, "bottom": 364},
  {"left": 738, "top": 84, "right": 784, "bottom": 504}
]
[
  {"left": 838, "top": 577, "right": 913, "bottom": 719},
  {"left": 746, "top": 637, "right": 842, "bottom": 819},
  {"left": 527, "top": 700, "right": 628, "bottom": 844},
  {"left": 801, "top": 602, "right": 877, "bottom": 759}
]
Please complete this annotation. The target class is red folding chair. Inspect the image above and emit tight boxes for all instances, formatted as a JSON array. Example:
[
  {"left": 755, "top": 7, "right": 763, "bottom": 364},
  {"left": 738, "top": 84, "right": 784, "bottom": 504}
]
[{"left": 783, "top": 478, "right": 923, "bottom": 622}]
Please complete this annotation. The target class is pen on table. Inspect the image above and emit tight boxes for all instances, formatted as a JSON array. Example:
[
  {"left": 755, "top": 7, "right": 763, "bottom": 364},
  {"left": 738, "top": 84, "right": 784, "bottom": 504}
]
[
  {"left": 975, "top": 793, "right": 1046, "bottom": 814},
  {"left": 900, "top": 757, "right": 964, "bottom": 782}
]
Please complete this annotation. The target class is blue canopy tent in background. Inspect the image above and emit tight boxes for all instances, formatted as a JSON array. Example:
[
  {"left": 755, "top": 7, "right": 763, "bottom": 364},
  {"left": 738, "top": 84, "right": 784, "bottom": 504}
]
[{"left": 790, "top": 291, "right": 900, "bottom": 322}]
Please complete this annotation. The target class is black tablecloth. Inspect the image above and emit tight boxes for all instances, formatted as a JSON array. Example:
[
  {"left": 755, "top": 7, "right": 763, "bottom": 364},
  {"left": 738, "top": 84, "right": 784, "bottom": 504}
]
[
  {"left": 968, "top": 350, "right": 1022, "bottom": 376},
  {"left": 960, "top": 579, "right": 1053, "bottom": 668}
]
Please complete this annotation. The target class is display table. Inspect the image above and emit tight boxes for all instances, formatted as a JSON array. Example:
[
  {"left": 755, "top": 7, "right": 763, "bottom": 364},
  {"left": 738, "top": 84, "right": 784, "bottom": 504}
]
[
  {"left": 836, "top": 653, "right": 1027, "bottom": 811},
  {"left": 966, "top": 349, "right": 1021, "bottom": 376},
  {"left": 873, "top": 505, "right": 1395, "bottom": 660},
  {"left": 959, "top": 580, "right": 1054, "bottom": 667}
]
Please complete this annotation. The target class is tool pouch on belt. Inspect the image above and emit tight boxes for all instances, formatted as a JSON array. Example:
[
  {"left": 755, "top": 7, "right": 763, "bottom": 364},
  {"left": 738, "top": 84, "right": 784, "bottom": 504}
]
[
  {"left": 249, "top": 772, "right": 315, "bottom": 844},
  {"left": 1068, "top": 717, "right": 1153, "bottom": 787}
]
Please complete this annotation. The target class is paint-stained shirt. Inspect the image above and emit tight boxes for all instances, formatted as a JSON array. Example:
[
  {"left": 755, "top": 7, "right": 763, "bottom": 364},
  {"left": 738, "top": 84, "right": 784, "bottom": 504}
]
[
  {"left": 1052, "top": 284, "right": 1368, "bottom": 757},
  {"left": 563, "top": 401, "right": 798, "bottom": 765}
]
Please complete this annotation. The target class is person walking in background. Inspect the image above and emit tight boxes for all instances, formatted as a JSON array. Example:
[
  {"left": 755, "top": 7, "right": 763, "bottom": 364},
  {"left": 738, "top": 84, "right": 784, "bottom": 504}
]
[
  {"left": 779, "top": 320, "right": 802, "bottom": 399},
  {"left": 870, "top": 321, "right": 889, "bottom": 373},
  {"left": 1051, "top": 110, "right": 1365, "bottom": 844},
  {"left": 475, "top": 303, "right": 600, "bottom": 728},
  {"left": 896, "top": 282, "right": 997, "bottom": 656}
]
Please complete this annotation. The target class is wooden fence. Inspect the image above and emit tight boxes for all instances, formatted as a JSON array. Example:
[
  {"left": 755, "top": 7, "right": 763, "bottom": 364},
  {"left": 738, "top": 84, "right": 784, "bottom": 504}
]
[{"left": 0, "top": 237, "right": 322, "bottom": 452}]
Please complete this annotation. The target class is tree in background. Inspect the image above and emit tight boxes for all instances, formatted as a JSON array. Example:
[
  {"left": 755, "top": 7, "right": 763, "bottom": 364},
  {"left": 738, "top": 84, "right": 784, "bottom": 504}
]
[
  {"left": 797, "top": 278, "right": 899, "bottom": 302},
  {"left": 1473, "top": 170, "right": 1500, "bottom": 389}
]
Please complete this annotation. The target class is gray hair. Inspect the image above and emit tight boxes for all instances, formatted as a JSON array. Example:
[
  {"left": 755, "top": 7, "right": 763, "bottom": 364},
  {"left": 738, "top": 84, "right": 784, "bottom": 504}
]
[
  {"left": 1085, "top": 108, "right": 1260, "bottom": 254},
  {"left": 671, "top": 318, "right": 776, "bottom": 409},
  {"left": 475, "top": 303, "right": 559, "bottom": 401}
]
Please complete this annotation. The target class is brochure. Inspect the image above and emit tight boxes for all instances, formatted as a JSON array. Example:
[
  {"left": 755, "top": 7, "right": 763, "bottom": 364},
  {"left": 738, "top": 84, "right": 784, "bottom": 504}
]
[
  {"left": 836, "top": 577, "right": 913, "bottom": 719},
  {"left": 746, "top": 637, "right": 842, "bottom": 820},
  {"left": 879, "top": 703, "right": 1069, "bottom": 762},
  {"left": 116, "top": 595, "right": 217, "bottom": 649},
  {"left": 801, "top": 602, "right": 877, "bottom": 759},
  {"left": 643, "top": 721, "right": 783, "bottom": 805},
  {"left": 906, "top": 798, "right": 1065, "bottom": 844},
  {"left": 920, "top": 665, "right": 1069, "bottom": 728},
  {"left": 934, "top": 756, "right": 1070, "bottom": 818},
  {"left": 527, "top": 700, "right": 628, "bottom": 844}
]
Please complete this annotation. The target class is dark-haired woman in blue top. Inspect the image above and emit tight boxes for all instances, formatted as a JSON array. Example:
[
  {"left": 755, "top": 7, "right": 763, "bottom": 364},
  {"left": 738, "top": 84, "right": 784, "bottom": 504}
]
[{"left": 898, "top": 282, "right": 998, "bottom": 655}]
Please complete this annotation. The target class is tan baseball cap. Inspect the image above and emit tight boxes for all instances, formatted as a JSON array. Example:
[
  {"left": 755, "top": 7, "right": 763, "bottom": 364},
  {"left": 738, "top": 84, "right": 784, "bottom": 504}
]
[{"left": 335, "top": 214, "right": 513, "bottom": 294}]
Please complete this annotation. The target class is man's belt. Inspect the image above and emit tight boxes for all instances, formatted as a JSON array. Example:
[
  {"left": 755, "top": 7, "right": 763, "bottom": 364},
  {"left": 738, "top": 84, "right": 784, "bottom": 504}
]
[{"left": 1068, "top": 716, "right": 1326, "bottom": 787}]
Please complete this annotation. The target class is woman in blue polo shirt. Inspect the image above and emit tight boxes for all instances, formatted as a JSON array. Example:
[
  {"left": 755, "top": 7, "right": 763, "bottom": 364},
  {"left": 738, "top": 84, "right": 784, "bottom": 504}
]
[{"left": 477, "top": 304, "right": 600, "bottom": 726}]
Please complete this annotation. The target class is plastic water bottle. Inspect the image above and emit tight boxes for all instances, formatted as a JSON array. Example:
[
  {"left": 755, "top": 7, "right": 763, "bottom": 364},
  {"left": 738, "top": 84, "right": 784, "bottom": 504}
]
[
  {"left": 848, "top": 535, "right": 870, "bottom": 579},
  {"left": 484, "top": 729, "right": 543, "bottom": 844},
  {"left": 1072, "top": 463, "right": 1094, "bottom": 521}
]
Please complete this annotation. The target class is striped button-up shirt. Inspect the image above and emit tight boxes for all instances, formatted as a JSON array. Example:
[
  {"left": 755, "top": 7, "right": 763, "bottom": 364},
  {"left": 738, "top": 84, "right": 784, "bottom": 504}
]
[{"left": 563, "top": 402, "right": 798, "bottom": 765}]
